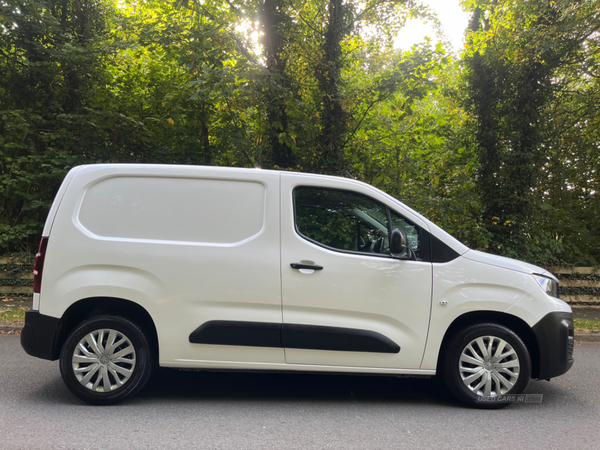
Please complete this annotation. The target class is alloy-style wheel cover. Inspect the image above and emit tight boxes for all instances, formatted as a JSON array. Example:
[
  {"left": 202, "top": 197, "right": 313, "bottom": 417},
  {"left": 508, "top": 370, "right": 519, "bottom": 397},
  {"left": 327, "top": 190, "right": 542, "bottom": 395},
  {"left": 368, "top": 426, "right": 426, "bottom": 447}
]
[
  {"left": 458, "top": 335, "right": 520, "bottom": 397},
  {"left": 71, "top": 328, "right": 137, "bottom": 392}
]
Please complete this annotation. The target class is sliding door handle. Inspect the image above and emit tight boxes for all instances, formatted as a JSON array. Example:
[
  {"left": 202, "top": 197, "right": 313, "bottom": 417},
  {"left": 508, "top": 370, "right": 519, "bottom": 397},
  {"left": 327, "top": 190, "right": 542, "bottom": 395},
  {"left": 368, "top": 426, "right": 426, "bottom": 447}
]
[{"left": 290, "top": 263, "right": 324, "bottom": 271}]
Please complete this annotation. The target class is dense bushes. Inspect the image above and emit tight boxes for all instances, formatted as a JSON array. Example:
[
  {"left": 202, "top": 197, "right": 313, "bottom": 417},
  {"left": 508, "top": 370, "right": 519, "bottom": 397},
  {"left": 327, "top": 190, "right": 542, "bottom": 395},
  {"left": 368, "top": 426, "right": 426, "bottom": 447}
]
[{"left": 1, "top": 0, "right": 598, "bottom": 266}]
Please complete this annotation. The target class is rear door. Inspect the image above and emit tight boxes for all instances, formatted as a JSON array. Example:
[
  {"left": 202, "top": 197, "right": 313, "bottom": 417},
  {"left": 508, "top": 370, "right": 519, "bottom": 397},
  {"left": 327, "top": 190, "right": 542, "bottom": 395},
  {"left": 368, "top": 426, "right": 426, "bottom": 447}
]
[{"left": 280, "top": 173, "right": 432, "bottom": 369}]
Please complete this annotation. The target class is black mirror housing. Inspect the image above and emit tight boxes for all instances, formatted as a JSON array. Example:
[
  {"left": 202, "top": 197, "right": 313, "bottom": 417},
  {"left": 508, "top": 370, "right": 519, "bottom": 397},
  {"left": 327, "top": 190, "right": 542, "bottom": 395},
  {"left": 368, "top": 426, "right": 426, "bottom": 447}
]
[{"left": 390, "top": 228, "right": 409, "bottom": 259}]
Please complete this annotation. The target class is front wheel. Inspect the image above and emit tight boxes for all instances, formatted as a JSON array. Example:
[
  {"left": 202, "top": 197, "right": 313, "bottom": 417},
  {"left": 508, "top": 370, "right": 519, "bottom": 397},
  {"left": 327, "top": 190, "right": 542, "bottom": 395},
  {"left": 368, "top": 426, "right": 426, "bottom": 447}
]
[
  {"left": 59, "top": 315, "right": 153, "bottom": 405},
  {"left": 442, "top": 323, "right": 532, "bottom": 409}
]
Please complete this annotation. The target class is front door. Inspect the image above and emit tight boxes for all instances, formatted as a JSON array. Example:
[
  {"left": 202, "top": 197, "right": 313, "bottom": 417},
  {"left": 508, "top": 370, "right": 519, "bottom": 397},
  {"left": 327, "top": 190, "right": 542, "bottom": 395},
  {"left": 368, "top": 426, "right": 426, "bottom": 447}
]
[{"left": 280, "top": 173, "right": 432, "bottom": 370}]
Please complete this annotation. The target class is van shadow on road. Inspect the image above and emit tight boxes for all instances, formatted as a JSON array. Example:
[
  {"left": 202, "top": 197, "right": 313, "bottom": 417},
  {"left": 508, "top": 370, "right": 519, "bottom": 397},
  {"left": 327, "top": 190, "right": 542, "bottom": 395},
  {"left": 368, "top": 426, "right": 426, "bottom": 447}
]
[{"left": 138, "top": 368, "right": 457, "bottom": 406}]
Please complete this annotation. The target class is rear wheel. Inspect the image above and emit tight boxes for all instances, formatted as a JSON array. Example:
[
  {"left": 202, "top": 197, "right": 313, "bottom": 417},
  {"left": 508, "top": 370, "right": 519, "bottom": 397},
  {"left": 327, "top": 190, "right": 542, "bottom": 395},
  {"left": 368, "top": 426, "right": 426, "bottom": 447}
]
[
  {"left": 442, "top": 323, "right": 531, "bottom": 409},
  {"left": 59, "top": 315, "right": 153, "bottom": 405}
]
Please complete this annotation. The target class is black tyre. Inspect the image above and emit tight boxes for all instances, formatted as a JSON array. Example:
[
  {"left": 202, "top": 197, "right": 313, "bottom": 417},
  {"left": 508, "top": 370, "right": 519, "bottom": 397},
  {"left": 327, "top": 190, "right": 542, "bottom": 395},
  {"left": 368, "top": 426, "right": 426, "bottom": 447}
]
[
  {"left": 59, "top": 315, "right": 153, "bottom": 405},
  {"left": 442, "top": 323, "right": 532, "bottom": 409}
]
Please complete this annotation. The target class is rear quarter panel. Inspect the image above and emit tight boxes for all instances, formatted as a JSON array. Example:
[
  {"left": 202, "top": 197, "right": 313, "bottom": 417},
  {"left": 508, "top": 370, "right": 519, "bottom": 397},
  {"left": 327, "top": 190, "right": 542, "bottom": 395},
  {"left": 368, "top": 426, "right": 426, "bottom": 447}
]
[{"left": 39, "top": 165, "right": 284, "bottom": 366}]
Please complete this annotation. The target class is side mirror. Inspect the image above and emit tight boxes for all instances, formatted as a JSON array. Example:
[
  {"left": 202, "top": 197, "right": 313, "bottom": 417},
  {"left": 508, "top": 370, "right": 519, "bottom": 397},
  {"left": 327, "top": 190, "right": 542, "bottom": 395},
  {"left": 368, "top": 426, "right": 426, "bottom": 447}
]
[{"left": 390, "top": 228, "right": 410, "bottom": 259}]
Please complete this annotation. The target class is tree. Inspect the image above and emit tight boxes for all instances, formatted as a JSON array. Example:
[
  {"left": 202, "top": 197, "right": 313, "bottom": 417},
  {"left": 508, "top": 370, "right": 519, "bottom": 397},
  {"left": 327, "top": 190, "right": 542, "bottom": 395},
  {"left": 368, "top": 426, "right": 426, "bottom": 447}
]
[
  {"left": 463, "top": 0, "right": 600, "bottom": 263},
  {"left": 0, "top": 0, "right": 114, "bottom": 251}
]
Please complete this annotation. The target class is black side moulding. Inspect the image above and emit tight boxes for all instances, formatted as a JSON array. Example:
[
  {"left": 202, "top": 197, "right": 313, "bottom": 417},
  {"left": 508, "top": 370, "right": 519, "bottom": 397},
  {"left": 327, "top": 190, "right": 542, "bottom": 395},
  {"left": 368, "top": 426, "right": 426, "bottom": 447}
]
[{"left": 189, "top": 321, "right": 400, "bottom": 354}]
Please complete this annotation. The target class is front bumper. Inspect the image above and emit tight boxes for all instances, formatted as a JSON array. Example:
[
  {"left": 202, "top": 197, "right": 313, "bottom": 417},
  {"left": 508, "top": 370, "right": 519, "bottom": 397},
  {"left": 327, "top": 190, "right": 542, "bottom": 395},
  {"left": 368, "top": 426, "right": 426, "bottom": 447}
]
[
  {"left": 532, "top": 311, "right": 574, "bottom": 380},
  {"left": 20, "top": 311, "right": 61, "bottom": 361}
]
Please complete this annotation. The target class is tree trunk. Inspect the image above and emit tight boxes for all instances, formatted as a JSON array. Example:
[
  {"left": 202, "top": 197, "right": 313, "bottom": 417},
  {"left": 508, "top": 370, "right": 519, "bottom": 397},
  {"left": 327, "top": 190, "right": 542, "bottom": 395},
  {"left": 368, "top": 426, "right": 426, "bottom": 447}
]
[
  {"left": 314, "top": 0, "right": 347, "bottom": 175},
  {"left": 260, "top": 0, "right": 294, "bottom": 170}
]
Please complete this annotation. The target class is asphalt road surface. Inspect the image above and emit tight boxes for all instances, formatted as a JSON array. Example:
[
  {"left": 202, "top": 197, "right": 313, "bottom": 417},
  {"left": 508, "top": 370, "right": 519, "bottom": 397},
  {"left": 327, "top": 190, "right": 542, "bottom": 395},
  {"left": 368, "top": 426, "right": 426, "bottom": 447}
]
[{"left": 1, "top": 336, "right": 599, "bottom": 449}]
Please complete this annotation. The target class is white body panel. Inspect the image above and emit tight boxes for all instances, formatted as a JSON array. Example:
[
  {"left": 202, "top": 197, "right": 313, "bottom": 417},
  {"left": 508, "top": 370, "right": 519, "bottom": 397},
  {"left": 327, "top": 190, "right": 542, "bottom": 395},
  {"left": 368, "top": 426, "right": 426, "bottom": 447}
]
[
  {"left": 280, "top": 172, "right": 432, "bottom": 369},
  {"left": 36, "top": 164, "right": 571, "bottom": 376},
  {"left": 40, "top": 165, "right": 284, "bottom": 365},
  {"left": 421, "top": 253, "right": 566, "bottom": 370}
]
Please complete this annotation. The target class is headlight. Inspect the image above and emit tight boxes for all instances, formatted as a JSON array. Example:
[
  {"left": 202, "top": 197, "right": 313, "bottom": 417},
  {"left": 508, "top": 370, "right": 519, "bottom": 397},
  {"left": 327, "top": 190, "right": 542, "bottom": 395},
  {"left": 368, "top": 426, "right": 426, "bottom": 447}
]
[{"left": 533, "top": 274, "right": 559, "bottom": 298}]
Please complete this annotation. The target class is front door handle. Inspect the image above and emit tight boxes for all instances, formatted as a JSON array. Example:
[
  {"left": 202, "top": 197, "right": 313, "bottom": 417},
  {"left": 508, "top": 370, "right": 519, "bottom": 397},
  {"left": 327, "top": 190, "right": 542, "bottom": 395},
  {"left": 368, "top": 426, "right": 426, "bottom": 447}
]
[{"left": 290, "top": 263, "right": 324, "bottom": 271}]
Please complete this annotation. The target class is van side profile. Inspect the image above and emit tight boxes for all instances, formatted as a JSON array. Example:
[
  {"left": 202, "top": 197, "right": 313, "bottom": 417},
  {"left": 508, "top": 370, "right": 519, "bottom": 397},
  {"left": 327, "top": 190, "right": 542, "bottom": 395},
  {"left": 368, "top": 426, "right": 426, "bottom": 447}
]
[{"left": 21, "top": 164, "right": 574, "bottom": 407}]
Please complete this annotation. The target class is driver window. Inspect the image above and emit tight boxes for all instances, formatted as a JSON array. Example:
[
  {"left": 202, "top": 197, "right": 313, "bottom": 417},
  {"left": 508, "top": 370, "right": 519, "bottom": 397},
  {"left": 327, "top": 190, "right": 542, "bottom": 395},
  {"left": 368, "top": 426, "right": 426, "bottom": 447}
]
[
  {"left": 389, "top": 211, "right": 421, "bottom": 258},
  {"left": 294, "top": 187, "right": 392, "bottom": 255}
]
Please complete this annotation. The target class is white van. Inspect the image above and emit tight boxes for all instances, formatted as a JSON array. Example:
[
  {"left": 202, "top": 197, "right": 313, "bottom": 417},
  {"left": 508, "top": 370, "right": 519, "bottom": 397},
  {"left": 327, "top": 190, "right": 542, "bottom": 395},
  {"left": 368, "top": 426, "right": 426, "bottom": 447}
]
[{"left": 21, "top": 164, "right": 573, "bottom": 407}]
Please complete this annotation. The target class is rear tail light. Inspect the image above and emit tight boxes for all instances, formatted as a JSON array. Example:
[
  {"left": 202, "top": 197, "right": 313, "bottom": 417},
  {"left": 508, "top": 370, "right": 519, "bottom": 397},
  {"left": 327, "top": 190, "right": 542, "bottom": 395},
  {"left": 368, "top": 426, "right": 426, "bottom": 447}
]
[{"left": 33, "top": 237, "right": 49, "bottom": 294}]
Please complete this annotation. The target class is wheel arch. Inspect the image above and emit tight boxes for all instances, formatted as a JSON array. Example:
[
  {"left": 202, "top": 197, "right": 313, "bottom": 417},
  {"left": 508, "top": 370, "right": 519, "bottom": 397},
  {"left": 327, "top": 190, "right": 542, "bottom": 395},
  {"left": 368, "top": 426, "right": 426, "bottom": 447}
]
[
  {"left": 436, "top": 311, "right": 541, "bottom": 379},
  {"left": 55, "top": 297, "right": 159, "bottom": 363}
]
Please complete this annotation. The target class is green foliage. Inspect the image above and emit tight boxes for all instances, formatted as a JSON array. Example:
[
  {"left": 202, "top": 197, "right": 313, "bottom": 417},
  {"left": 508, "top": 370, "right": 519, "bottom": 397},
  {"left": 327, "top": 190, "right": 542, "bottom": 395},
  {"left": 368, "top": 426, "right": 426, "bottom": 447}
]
[
  {"left": 462, "top": 0, "right": 600, "bottom": 265},
  {"left": 0, "top": 0, "right": 157, "bottom": 251},
  {"left": 0, "top": 0, "right": 598, "bottom": 267}
]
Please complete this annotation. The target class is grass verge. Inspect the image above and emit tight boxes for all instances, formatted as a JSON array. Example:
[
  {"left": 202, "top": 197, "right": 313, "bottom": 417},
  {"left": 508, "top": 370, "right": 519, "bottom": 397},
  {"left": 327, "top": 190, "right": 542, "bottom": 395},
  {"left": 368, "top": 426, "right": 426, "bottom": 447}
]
[
  {"left": 574, "top": 318, "right": 600, "bottom": 333},
  {"left": 0, "top": 306, "right": 29, "bottom": 324}
]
